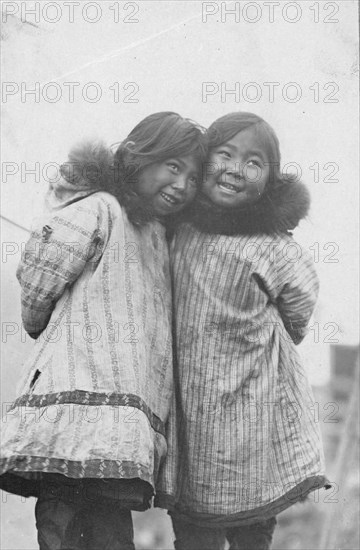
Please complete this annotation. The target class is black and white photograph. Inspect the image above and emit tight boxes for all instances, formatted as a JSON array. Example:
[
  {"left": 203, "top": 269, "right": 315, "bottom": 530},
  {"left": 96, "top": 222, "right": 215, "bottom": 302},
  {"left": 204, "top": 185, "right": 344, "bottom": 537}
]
[{"left": 1, "top": 1, "right": 359, "bottom": 549}]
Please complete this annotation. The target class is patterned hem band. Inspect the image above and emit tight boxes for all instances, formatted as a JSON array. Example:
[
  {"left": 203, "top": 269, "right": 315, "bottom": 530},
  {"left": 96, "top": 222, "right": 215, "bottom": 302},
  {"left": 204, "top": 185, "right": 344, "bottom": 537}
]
[
  {"left": 0, "top": 456, "right": 153, "bottom": 497},
  {"left": 12, "top": 390, "right": 165, "bottom": 436}
]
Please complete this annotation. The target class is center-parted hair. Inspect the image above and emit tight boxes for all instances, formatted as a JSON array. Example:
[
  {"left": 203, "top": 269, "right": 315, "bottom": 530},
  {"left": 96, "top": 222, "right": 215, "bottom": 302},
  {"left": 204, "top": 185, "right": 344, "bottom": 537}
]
[{"left": 188, "top": 111, "right": 311, "bottom": 235}]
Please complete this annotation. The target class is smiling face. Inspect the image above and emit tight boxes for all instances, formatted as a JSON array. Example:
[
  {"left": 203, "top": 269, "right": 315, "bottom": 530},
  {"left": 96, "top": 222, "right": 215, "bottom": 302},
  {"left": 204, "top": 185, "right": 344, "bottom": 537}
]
[
  {"left": 135, "top": 155, "right": 199, "bottom": 216},
  {"left": 203, "top": 126, "right": 270, "bottom": 209}
]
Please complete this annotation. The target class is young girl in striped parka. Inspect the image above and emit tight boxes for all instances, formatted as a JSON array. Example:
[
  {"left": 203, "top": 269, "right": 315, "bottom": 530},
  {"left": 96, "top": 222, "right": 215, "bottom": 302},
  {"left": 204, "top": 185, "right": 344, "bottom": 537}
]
[
  {"left": 0, "top": 112, "right": 206, "bottom": 550},
  {"left": 156, "top": 112, "right": 329, "bottom": 550}
]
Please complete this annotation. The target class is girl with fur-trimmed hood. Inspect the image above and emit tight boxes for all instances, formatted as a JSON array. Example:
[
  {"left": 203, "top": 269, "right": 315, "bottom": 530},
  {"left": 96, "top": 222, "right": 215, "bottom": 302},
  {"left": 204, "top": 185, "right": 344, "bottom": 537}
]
[
  {"left": 0, "top": 112, "right": 206, "bottom": 550},
  {"left": 155, "top": 112, "right": 329, "bottom": 550}
]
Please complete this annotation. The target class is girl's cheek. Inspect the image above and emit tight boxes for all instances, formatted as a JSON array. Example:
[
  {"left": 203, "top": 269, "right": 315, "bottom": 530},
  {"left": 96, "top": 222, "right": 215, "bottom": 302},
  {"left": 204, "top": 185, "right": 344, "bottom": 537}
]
[
  {"left": 212, "top": 153, "right": 222, "bottom": 167},
  {"left": 204, "top": 156, "right": 222, "bottom": 181}
]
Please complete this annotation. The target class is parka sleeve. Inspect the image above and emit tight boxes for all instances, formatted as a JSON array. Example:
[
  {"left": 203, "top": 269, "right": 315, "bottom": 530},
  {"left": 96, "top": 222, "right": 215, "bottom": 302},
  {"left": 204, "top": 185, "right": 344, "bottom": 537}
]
[
  {"left": 16, "top": 199, "right": 104, "bottom": 338},
  {"left": 264, "top": 235, "right": 319, "bottom": 345}
]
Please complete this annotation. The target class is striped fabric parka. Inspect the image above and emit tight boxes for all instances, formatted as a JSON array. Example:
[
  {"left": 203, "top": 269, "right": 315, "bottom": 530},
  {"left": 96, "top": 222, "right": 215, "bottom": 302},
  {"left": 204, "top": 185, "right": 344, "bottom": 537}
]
[
  {"left": 155, "top": 181, "right": 329, "bottom": 526},
  {"left": 0, "top": 143, "right": 173, "bottom": 505}
]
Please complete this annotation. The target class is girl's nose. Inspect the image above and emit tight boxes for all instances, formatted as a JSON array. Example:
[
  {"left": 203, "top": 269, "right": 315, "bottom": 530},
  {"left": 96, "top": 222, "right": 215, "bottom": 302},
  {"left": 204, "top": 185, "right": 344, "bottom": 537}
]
[
  {"left": 225, "top": 163, "right": 243, "bottom": 180},
  {"left": 171, "top": 175, "right": 187, "bottom": 191}
]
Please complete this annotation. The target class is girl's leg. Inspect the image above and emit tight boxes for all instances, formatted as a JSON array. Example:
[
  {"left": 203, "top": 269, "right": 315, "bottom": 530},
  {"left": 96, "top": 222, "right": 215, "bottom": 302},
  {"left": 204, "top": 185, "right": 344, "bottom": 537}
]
[
  {"left": 171, "top": 514, "right": 226, "bottom": 550},
  {"left": 35, "top": 496, "right": 84, "bottom": 550},
  {"left": 82, "top": 501, "right": 135, "bottom": 550},
  {"left": 226, "top": 517, "right": 277, "bottom": 550}
]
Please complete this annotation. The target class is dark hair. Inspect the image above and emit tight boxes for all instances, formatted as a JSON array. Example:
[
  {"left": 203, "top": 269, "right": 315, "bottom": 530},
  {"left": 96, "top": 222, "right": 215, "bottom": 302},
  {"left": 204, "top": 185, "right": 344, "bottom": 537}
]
[
  {"left": 112, "top": 112, "right": 207, "bottom": 224},
  {"left": 115, "top": 111, "right": 206, "bottom": 170},
  {"left": 207, "top": 112, "right": 282, "bottom": 187}
]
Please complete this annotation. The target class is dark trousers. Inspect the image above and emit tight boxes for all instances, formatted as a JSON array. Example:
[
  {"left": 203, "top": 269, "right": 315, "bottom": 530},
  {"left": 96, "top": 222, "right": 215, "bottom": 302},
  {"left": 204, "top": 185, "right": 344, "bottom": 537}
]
[
  {"left": 35, "top": 494, "right": 135, "bottom": 550},
  {"left": 171, "top": 515, "right": 277, "bottom": 550}
]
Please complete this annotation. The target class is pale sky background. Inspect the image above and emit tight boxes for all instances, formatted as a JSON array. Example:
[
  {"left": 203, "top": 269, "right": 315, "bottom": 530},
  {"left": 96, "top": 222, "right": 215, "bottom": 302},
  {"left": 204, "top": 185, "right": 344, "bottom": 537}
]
[
  {"left": 0, "top": 2, "right": 359, "bottom": 546},
  {"left": 2, "top": 1, "right": 359, "bottom": 378}
]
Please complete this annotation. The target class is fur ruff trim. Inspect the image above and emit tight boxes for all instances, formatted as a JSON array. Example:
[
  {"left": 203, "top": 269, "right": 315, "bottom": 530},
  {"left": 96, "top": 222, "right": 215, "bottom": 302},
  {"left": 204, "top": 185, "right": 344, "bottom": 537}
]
[
  {"left": 184, "top": 178, "right": 311, "bottom": 236},
  {"left": 60, "top": 141, "right": 114, "bottom": 191},
  {"left": 47, "top": 141, "right": 154, "bottom": 226}
]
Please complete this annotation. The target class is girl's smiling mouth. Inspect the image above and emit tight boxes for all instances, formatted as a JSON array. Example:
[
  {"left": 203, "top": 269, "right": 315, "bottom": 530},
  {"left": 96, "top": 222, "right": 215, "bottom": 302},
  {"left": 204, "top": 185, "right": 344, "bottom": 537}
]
[
  {"left": 217, "top": 180, "right": 242, "bottom": 194},
  {"left": 160, "top": 191, "right": 182, "bottom": 205}
]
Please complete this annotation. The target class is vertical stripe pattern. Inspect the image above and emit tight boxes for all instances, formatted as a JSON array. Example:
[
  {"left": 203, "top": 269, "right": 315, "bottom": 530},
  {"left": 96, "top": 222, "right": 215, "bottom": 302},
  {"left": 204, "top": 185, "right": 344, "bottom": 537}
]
[
  {"left": 156, "top": 223, "right": 326, "bottom": 521},
  {"left": 1, "top": 192, "right": 173, "bottom": 489}
]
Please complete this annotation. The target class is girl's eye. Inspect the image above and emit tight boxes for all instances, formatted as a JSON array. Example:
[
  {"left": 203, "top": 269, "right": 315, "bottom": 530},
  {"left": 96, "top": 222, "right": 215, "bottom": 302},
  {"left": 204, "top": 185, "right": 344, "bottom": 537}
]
[
  {"left": 217, "top": 150, "right": 231, "bottom": 159},
  {"left": 247, "top": 159, "right": 262, "bottom": 168},
  {"left": 167, "top": 163, "right": 180, "bottom": 172},
  {"left": 188, "top": 176, "right": 198, "bottom": 185}
]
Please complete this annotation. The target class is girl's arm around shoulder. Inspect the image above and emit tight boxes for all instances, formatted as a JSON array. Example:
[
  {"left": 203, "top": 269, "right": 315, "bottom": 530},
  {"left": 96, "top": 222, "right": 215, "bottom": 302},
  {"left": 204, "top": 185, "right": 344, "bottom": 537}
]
[
  {"left": 264, "top": 233, "right": 319, "bottom": 345},
  {"left": 17, "top": 194, "right": 112, "bottom": 338}
]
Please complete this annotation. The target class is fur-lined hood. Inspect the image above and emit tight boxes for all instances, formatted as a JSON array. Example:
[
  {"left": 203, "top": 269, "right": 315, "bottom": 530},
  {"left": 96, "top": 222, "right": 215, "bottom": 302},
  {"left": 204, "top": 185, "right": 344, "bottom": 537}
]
[
  {"left": 181, "top": 177, "right": 311, "bottom": 236},
  {"left": 45, "top": 141, "right": 154, "bottom": 226},
  {"left": 45, "top": 142, "right": 114, "bottom": 211}
]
